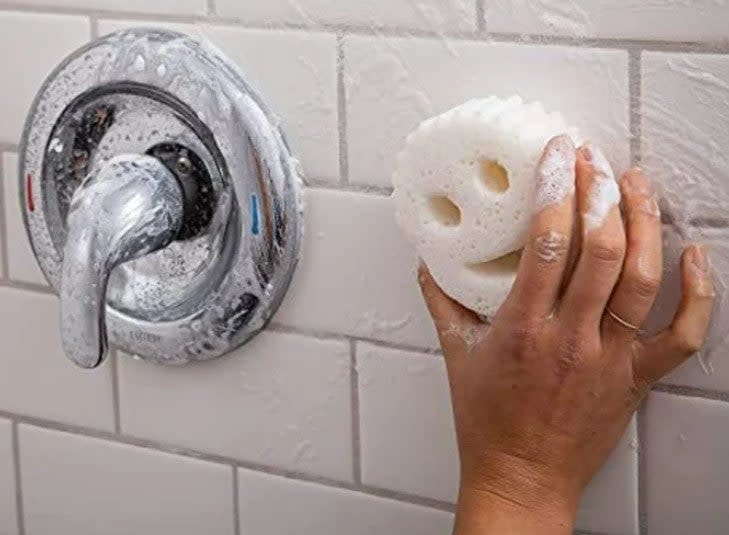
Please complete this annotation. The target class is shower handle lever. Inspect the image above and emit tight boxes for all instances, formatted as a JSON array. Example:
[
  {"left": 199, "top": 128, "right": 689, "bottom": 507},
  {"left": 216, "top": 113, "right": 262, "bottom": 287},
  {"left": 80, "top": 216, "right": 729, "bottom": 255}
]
[{"left": 60, "top": 154, "right": 184, "bottom": 369}]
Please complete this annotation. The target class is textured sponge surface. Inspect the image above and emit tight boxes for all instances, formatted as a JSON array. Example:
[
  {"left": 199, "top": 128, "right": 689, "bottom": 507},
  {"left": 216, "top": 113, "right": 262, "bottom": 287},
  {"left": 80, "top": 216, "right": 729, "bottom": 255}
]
[{"left": 392, "top": 95, "right": 579, "bottom": 317}]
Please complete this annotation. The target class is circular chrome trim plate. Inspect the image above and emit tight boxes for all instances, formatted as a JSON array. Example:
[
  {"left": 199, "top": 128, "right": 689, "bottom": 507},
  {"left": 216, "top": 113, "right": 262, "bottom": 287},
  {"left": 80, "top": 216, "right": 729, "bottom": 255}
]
[{"left": 20, "top": 29, "right": 304, "bottom": 364}]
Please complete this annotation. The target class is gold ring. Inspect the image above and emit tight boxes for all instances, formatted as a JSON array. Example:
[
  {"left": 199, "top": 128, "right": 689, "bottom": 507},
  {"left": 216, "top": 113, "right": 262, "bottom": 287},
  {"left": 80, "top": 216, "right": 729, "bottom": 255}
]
[{"left": 606, "top": 307, "right": 641, "bottom": 332}]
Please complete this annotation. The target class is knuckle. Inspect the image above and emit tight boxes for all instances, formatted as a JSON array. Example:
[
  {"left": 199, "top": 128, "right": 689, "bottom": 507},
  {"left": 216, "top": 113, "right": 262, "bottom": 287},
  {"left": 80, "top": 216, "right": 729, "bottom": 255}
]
[
  {"left": 628, "top": 272, "right": 662, "bottom": 299},
  {"left": 673, "top": 329, "right": 704, "bottom": 355},
  {"left": 587, "top": 236, "right": 625, "bottom": 265},
  {"left": 532, "top": 230, "right": 569, "bottom": 265}
]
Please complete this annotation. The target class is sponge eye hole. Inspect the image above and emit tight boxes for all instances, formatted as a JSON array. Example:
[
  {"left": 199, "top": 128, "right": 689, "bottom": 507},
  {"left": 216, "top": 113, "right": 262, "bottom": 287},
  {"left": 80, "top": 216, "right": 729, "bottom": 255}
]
[
  {"left": 479, "top": 159, "right": 510, "bottom": 193},
  {"left": 427, "top": 195, "right": 462, "bottom": 227}
]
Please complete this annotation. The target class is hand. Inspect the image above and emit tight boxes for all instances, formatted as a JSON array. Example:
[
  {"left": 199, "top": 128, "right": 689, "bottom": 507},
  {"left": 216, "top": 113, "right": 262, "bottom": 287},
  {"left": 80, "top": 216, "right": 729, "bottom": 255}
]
[{"left": 418, "top": 135, "right": 715, "bottom": 534}]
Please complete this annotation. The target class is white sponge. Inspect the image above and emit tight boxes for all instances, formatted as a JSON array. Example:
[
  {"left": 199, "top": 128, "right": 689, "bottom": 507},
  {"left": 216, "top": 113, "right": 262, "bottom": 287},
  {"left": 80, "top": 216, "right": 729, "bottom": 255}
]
[{"left": 392, "top": 95, "right": 580, "bottom": 317}]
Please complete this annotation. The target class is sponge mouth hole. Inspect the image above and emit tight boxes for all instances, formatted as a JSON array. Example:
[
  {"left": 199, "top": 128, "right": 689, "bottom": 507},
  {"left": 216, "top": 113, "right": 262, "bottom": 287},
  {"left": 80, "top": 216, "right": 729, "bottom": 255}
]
[
  {"left": 428, "top": 195, "right": 462, "bottom": 227},
  {"left": 479, "top": 159, "right": 510, "bottom": 193},
  {"left": 468, "top": 249, "right": 522, "bottom": 276}
]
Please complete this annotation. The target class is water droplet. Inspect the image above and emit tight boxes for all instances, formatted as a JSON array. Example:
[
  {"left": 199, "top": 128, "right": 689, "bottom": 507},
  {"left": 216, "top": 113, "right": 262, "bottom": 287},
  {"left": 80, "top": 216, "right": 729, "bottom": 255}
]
[
  {"left": 133, "top": 54, "right": 146, "bottom": 72},
  {"left": 48, "top": 137, "right": 63, "bottom": 153},
  {"left": 156, "top": 63, "right": 167, "bottom": 77}
]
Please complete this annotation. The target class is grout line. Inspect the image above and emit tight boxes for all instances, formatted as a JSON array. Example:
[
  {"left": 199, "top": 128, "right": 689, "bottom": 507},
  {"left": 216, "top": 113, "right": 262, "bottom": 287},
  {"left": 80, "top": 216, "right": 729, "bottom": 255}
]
[
  {"left": 349, "top": 339, "right": 362, "bottom": 485},
  {"left": 11, "top": 422, "right": 25, "bottom": 535},
  {"left": 0, "top": 408, "right": 455, "bottom": 513},
  {"left": 267, "top": 322, "right": 441, "bottom": 356},
  {"left": 637, "top": 405, "right": 648, "bottom": 535},
  {"left": 0, "top": 150, "right": 9, "bottom": 280},
  {"left": 305, "top": 179, "right": 393, "bottom": 197},
  {"left": 653, "top": 382, "right": 729, "bottom": 403},
  {"left": 0, "top": 144, "right": 18, "bottom": 153},
  {"left": 686, "top": 216, "right": 729, "bottom": 229},
  {"left": 267, "top": 322, "right": 349, "bottom": 342},
  {"left": 360, "top": 484, "right": 455, "bottom": 513},
  {"left": 629, "top": 49, "right": 642, "bottom": 166},
  {"left": 1, "top": 2, "right": 729, "bottom": 54},
  {"left": 89, "top": 14, "right": 99, "bottom": 38},
  {"left": 0, "top": 279, "right": 54, "bottom": 295},
  {"left": 336, "top": 33, "right": 350, "bottom": 185},
  {"left": 232, "top": 466, "right": 241, "bottom": 535},
  {"left": 110, "top": 349, "right": 122, "bottom": 434},
  {"left": 475, "top": 0, "right": 485, "bottom": 33}
]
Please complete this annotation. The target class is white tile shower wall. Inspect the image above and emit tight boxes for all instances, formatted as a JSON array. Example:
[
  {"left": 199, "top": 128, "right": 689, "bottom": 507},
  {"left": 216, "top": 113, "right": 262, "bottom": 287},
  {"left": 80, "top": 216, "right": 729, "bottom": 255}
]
[
  {"left": 642, "top": 51, "right": 729, "bottom": 225},
  {"left": 0, "top": 288, "right": 115, "bottom": 431},
  {"left": 644, "top": 392, "right": 729, "bottom": 535},
  {"left": 0, "top": 3, "right": 727, "bottom": 535},
  {"left": 2, "top": 154, "right": 47, "bottom": 286},
  {"left": 237, "top": 468, "right": 455, "bottom": 535},
  {"left": 0, "top": 419, "right": 18, "bottom": 535},
  {"left": 118, "top": 331, "right": 353, "bottom": 481},
  {"left": 216, "top": 0, "right": 476, "bottom": 32},
  {"left": 0, "top": 11, "right": 90, "bottom": 145},
  {"left": 484, "top": 0, "right": 729, "bottom": 41},
  {"left": 6, "top": 0, "right": 205, "bottom": 15},
  {"left": 19, "top": 425, "right": 235, "bottom": 535}
]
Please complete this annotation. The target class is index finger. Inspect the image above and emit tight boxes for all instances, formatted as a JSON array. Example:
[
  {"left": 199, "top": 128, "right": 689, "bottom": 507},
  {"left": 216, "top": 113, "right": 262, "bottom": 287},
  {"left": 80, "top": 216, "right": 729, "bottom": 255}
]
[{"left": 504, "top": 134, "right": 576, "bottom": 320}]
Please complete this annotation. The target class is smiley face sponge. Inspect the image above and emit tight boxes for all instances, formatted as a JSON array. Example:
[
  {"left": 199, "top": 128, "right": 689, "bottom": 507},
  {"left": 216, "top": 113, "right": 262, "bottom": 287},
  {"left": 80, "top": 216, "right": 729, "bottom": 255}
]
[{"left": 392, "top": 96, "right": 580, "bottom": 318}]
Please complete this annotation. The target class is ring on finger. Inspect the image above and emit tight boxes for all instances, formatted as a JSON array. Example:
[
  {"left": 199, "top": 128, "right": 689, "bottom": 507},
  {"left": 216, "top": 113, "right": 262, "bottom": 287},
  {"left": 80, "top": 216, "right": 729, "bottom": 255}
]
[{"left": 606, "top": 307, "right": 642, "bottom": 332}]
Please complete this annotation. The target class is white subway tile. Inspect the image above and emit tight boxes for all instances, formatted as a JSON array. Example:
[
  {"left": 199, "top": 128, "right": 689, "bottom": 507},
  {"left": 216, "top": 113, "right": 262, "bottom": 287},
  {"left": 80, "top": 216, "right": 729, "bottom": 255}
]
[
  {"left": 642, "top": 52, "right": 729, "bottom": 224},
  {"left": 9, "top": 0, "right": 205, "bottom": 15},
  {"left": 485, "top": 0, "right": 729, "bottom": 41},
  {"left": 356, "top": 343, "right": 638, "bottom": 534},
  {"left": 0, "top": 420, "right": 18, "bottom": 535},
  {"left": 576, "top": 418, "right": 639, "bottom": 535},
  {"left": 2, "top": 153, "right": 47, "bottom": 286},
  {"left": 274, "top": 188, "right": 439, "bottom": 350},
  {"left": 0, "top": 288, "right": 114, "bottom": 431},
  {"left": 344, "top": 36, "right": 629, "bottom": 187},
  {"left": 645, "top": 226, "right": 729, "bottom": 393},
  {"left": 19, "top": 425, "right": 234, "bottom": 535},
  {"left": 0, "top": 12, "right": 90, "bottom": 145},
  {"left": 357, "top": 343, "right": 459, "bottom": 503},
  {"left": 98, "top": 20, "right": 340, "bottom": 182},
  {"left": 118, "top": 331, "right": 352, "bottom": 481},
  {"left": 644, "top": 392, "right": 729, "bottom": 535},
  {"left": 237, "top": 468, "right": 454, "bottom": 535},
  {"left": 216, "top": 0, "right": 476, "bottom": 32}
]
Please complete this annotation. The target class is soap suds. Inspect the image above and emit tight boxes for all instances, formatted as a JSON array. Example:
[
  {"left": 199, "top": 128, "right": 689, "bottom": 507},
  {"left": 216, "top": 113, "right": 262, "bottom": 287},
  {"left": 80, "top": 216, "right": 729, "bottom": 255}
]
[
  {"left": 583, "top": 144, "right": 620, "bottom": 231},
  {"left": 534, "top": 231, "right": 568, "bottom": 263},
  {"left": 534, "top": 134, "right": 576, "bottom": 212},
  {"left": 444, "top": 322, "right": 484, "bottom": 353},
  {"left": 640, "top": 195, "right": 661, "bottom": 219}
]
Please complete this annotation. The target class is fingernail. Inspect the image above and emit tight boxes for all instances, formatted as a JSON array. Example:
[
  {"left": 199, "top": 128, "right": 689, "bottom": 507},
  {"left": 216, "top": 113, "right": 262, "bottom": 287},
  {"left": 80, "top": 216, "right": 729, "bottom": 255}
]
[
  {"left": 630, "top": 165, "right": 644, "bottom": 174},
  {"left": 691, "top": 245, "right": 709, "bottom": 274}
]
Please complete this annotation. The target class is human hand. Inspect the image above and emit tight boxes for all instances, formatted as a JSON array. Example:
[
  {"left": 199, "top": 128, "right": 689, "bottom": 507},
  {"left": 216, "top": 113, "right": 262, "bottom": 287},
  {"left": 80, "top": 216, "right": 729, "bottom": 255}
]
[{"left": 418, "top": 135, "right": 715, "bottom": 534}]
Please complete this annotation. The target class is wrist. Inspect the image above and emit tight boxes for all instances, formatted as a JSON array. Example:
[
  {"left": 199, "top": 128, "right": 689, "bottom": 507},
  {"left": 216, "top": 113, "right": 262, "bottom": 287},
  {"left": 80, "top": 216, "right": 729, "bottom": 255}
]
[{"left": 455, "top": 450, "right": 579, "bottom": 535}]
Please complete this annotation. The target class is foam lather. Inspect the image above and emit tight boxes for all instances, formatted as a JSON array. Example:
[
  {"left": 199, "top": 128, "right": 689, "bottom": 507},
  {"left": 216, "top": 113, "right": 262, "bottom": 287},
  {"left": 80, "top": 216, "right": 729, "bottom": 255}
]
[{"left": 392, "top": 96, "right": 580, "bottom": 317}]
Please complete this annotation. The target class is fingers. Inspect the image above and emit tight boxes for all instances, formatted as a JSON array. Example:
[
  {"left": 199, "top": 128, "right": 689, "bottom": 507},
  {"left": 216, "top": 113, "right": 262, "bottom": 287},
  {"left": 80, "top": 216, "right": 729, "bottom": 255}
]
[
  {"left": 505, "top": 134, "right": 576, "bottom": 319},
  {"left": 560, "top": 144, "right": 625, "bottom": 331},
  {"left": 634, "top": 245, "right": 715, "bottom": 385},
  {"left": 418, "top": 263, "right": 482, "bottom": 364},
  {"left": 603, "top": 169, "right": 662, "bottom": 341}
]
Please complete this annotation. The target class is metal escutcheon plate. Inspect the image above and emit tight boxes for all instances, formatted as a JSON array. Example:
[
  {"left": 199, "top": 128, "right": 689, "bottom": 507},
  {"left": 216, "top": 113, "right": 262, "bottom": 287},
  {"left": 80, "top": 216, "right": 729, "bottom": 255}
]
[{"left": 20, "top": 29, "right": 304, "bottom": 364}]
